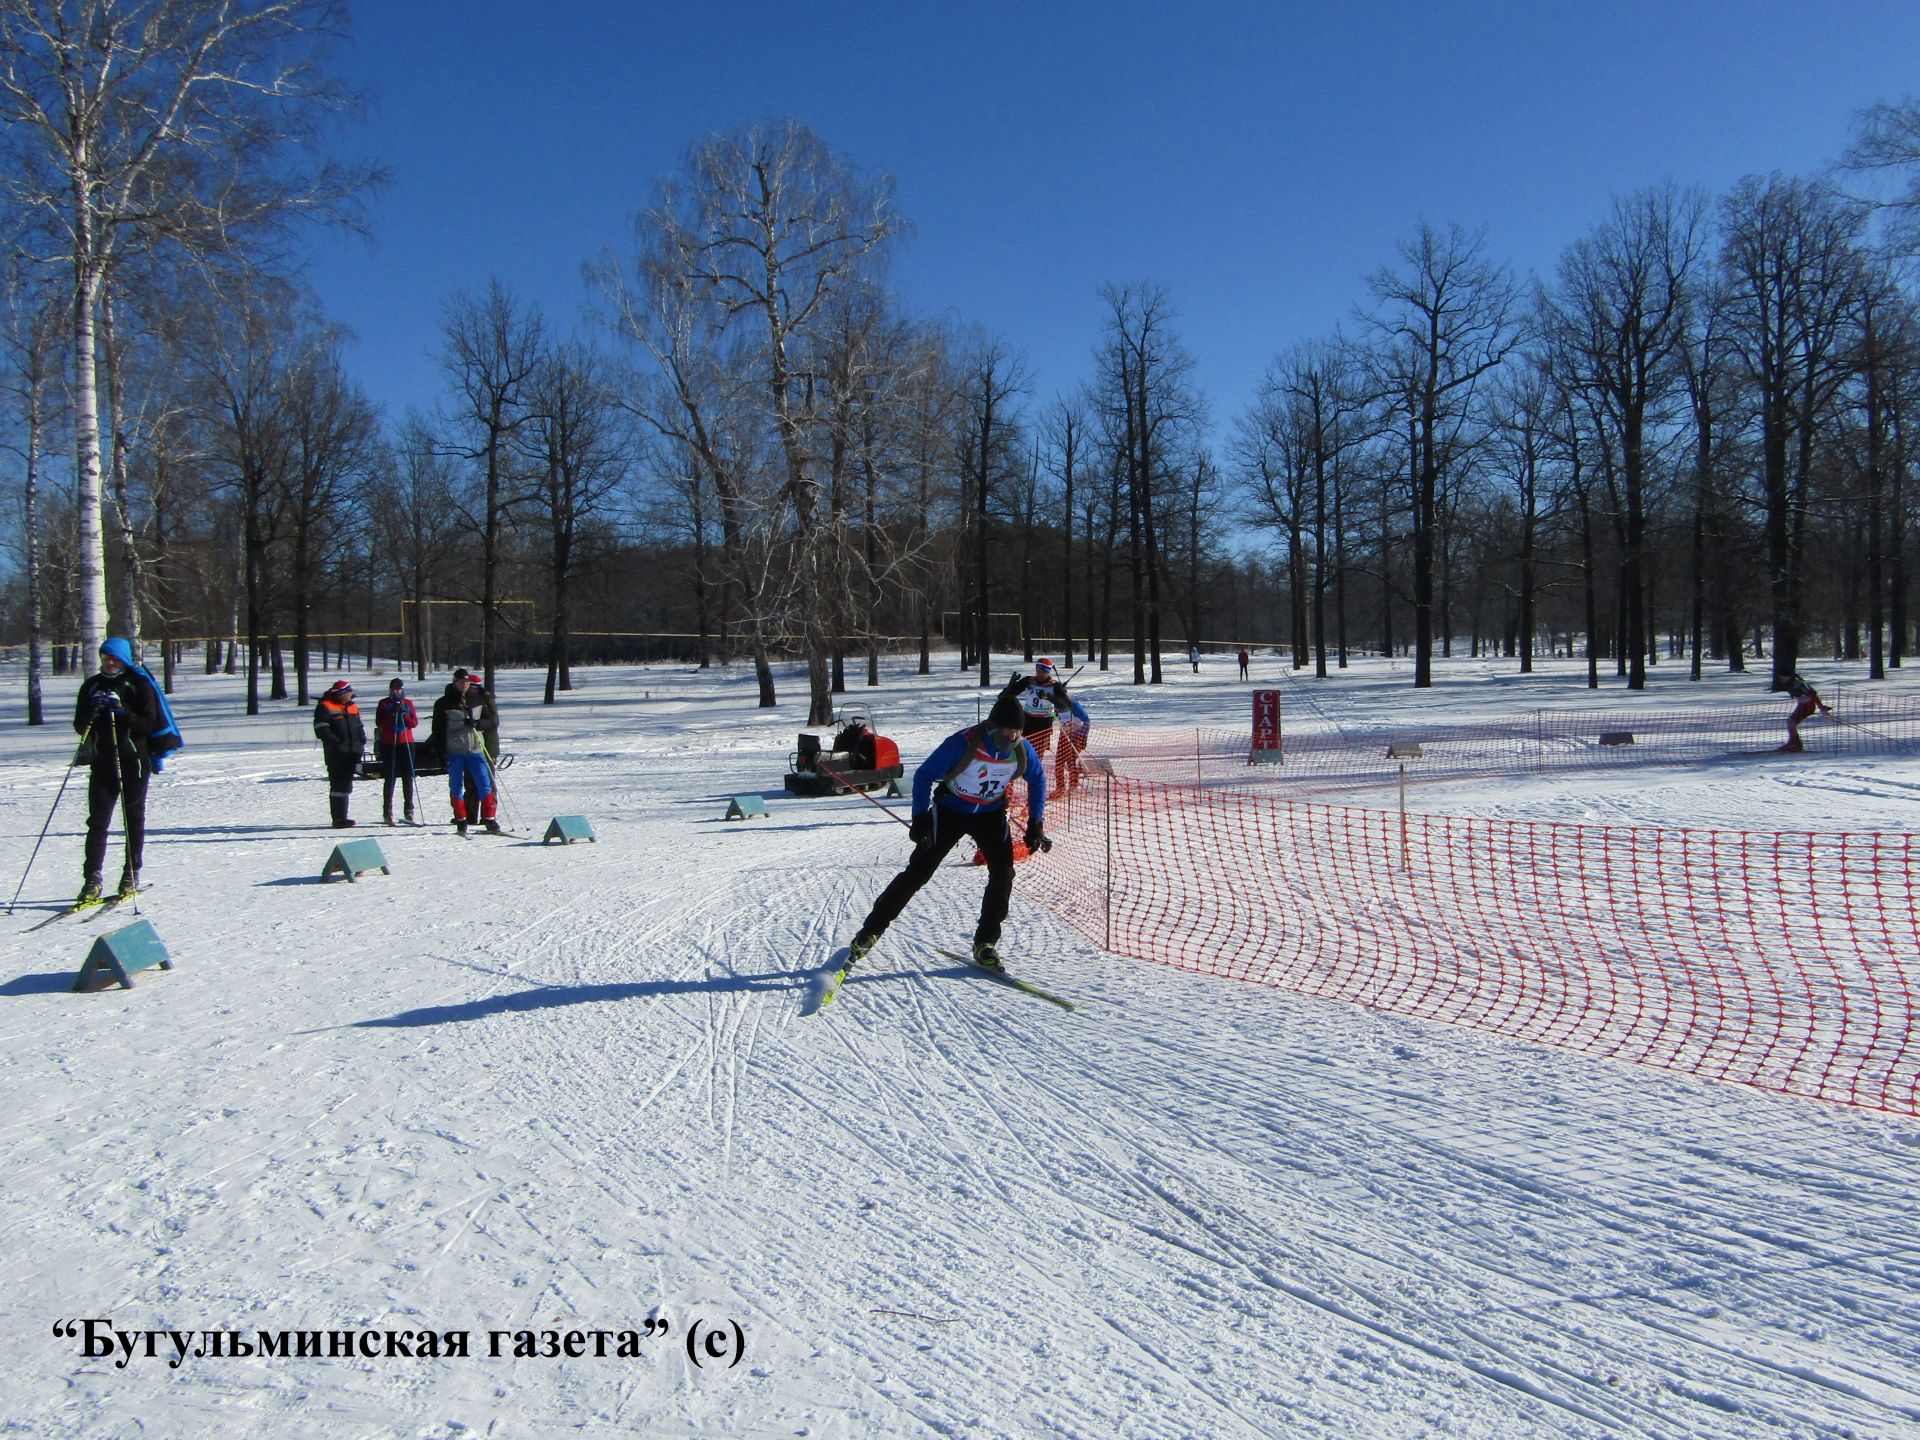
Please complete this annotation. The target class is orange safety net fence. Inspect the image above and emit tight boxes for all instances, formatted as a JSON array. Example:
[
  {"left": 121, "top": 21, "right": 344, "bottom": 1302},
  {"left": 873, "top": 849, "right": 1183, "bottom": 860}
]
[
  {"left": 1008, "top": 730, "right": 1920, "bottom": 1118},
  {"left": 1089, "top": 689, "right": 1920, "bottom": 799}
]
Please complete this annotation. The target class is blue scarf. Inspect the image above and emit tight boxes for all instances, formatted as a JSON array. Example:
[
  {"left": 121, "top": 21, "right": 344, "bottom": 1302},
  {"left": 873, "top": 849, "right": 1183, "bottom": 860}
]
[{"left": 100, "top": 637, "right": 184, "bottom": 770}]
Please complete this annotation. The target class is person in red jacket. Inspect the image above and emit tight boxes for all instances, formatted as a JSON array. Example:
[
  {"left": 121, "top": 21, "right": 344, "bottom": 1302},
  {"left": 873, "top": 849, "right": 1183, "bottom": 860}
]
[{"left": 374, "top": 677, "right": 420, "bottom": 824}]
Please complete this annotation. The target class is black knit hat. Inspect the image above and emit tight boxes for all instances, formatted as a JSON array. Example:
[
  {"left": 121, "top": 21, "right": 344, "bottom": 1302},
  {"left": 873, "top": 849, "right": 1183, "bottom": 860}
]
[{"left": 988, "top": 693, "right": 1025, "bottom": 731}]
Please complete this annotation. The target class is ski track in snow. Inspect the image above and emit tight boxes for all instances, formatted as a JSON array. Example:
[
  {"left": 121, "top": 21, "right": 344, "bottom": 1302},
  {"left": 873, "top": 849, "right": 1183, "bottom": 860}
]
[{"left": 1, "top": 656, "right": 1918, "bottom": 1438}]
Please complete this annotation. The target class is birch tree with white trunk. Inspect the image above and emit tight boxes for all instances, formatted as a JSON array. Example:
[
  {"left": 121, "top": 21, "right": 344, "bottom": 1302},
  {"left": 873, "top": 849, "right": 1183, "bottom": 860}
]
[{"left": 0, "top": 0, "right": 374, "bottom": 655}]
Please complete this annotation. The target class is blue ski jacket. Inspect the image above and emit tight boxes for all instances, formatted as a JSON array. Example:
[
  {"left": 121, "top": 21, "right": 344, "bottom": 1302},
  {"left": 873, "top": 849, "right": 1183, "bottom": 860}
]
[{"left": 914, "top": 724, "right": 1047, "bottom": 827}]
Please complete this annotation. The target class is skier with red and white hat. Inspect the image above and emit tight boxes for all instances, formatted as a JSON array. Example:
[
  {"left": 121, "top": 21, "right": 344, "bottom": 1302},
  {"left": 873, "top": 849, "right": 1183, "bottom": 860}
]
[{"left": 1000, "top": 657, "right": 1090, "bottom": 791}]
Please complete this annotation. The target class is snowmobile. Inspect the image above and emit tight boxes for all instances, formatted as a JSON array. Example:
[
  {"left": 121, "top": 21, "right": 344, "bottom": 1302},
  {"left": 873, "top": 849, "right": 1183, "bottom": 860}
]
[{"left": 784, "top": 715, "right": 903, "bottom": 796}]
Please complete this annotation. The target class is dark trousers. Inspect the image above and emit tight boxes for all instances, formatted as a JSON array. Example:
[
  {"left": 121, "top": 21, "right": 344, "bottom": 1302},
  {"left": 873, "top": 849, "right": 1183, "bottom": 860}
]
[
  {"left": 861, "top": 803, "right": 1015, "bottom": 947},
  {"left": 85, "top": 760, "right": 148, "bottom": 880},
  {"left": 379, "top": 742, "right": 417, "bottom": 813},
  {"left": 325, "top": 748, "right": 360, "bottom": 824}
]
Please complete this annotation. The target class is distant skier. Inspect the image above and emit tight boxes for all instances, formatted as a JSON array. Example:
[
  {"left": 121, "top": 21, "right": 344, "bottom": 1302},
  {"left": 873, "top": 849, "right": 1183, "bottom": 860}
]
[
  {"left": 1780, "top": 673, "right": 1831, "bottom": 753},
  {"left": 1237, "top": 648, "right": 1250, "bottom": 680},
  {"left": 374, "top": 677, "right": 419, "bottom": 825},
  {"left": 1188, "top": 645, "right": 1201, "bottom": 674},
  {"left": 431, "top": 668, "right": 500, "bottom": 834},
  {"left": 72, "top": 637, "right": 164, "bottom": 902},
  {"left": 845, "top": 691, "right": 1048, "bottom": 973},
  {"left": 1000, "top": 657, "right": 1088, "bottom": 792},
  {"left": 1057, "top": 707, "right": 1092, "bottom": 793},
  {"left": 313, "top": 680, "right": 367, "bottom": 829}
]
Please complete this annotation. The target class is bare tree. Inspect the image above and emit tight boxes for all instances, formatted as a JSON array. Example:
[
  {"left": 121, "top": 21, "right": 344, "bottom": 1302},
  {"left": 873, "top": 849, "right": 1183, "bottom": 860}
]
[
  {"left": 279, "top": 334, "right": 379, "bottom": 703},
  {"left": 1232, "top": 370, "right": 1313, "bottom": 666},
  {"left": 1720, "top": 174, "right": 1868, "bottom": 686},
  {"left": 1273, "top": 339, "right": 1370, "bottom": 677},
  {"left": 898, "top": 324, "right": 959, "bottom": 676},
  {"left": 1486, "top": 356, "right": 1558, "bottom": 673},
  {"left": 640, "top": 120, "right": 901, "bottom": 724},
  {"left": 1677, "top": 270, "right": 1749, "bottom": 677},
  {"left": 522, "top": 341, "right": 630, "bottom": 703},
  {"left": 378, "top": 412, "right": 462, "bottom": 680},
  {"left": 955, "top": 335, "right": 1029, "bottom": 686},
  {"left": 1041, "top": 390, "right": 1092, "bottom": 667},
  {"left": 1847, "top": 258, "right": 1920, "bottom": 679},
  {"left": 1842, "top": 96, "right": 1920, "bottom": 254},
  {"left": 1543, "top": 186, "right": 1703, "bottom": 689},
  {"left": 1095, "top": 282, "right": 1202, "bottom": 684},
  {"left": 1362, "top": 223, "right": 1519, "bottom": 686},
  {"left": 439, "top": 280, "right": 545, "bottom": 691},
  {"left": 593, "top": 235, "right": 783, "bottom": 707},
  {"left": 1, "top": 252, "right": 64, "bottom": 721},
  {"left": 0, "top": 0, "right": 376, "bottom": 656},
  {"left": 187, "top": 272, "right": 299, "bottom": 714}
]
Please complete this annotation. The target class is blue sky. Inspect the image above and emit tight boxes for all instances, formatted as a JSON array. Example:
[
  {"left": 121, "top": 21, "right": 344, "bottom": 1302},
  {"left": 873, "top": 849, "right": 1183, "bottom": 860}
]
[{"left": 305, "top": 1, "right": 1920, "bottom": 440}]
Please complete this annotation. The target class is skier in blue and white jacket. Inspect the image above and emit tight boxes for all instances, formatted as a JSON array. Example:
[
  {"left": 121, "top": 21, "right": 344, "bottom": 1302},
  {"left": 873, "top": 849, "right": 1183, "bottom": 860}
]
[{"left": 846, "top": 691, "right": 1048, "bottom": 972}]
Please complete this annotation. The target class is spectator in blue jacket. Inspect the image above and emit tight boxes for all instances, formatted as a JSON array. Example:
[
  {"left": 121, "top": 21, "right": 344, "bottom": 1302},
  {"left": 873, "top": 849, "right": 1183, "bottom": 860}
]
[{"left": 845, "top": 691, "right": 1047, "bottom": 972}]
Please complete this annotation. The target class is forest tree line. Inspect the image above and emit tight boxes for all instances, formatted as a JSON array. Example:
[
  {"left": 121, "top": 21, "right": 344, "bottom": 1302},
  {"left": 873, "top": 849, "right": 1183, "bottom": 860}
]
[{"left": 7, "top": 3, "right": 1920, "bottom": 725}]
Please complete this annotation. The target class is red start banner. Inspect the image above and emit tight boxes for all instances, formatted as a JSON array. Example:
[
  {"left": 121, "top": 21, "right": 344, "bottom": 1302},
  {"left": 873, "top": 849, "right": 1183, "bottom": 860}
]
[{"left": 1251, "top": 689, "right": 1281, "bottom": 757}]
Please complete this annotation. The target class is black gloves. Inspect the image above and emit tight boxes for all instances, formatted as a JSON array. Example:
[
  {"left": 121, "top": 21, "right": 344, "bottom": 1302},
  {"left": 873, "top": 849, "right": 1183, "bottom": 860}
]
[
  {"left": 1024, "top": 820, "right": 1051, "bottom": 853},
  {"left": 90, "top": 688, "right": 122, "bottom": 713},
  {"left": 909, "top": 811, "right": 932, "bottom": 843}
]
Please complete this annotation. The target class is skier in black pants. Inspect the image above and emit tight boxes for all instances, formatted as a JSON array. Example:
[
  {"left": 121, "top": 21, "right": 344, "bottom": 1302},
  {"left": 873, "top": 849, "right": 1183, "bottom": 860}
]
[
  {"left": 374, "top": 677, "right": 419, "bottom": 824},
  {"left": 72, "top": 637, "right": 162, "bottom": 902},
  {"left": 846, "top": 691, "right": 1047, "bottom": 971}
]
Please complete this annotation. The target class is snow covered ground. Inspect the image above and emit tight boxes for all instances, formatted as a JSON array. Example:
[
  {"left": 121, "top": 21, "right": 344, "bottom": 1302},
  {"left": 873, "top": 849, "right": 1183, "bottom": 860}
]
[{"left": 2, "top": 649, "right": 1917, "bottom": 1439}]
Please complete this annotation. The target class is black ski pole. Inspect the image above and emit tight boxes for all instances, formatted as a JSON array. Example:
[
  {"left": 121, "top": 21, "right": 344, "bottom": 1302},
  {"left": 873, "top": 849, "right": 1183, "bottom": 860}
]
[
  {"left": 1828, "top": 711, "right": 1896, "bottom": 743},
  {"left": 120, "top": 739, "right": 141, "bottom": 915},
  {"left": 814, "top": 757, "right": 911, "bottom": 826},
  {"left": 8, "top": 722, "right": 92, "bottom": 915},
  {"left": 477, "top": 733, "right": 512, "bottom": 829}
]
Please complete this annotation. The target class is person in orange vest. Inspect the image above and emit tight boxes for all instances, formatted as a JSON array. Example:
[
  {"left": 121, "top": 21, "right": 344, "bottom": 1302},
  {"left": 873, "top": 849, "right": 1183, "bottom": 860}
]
[{"left": 313, "top": 680, "right": 367, "bottom": 828}]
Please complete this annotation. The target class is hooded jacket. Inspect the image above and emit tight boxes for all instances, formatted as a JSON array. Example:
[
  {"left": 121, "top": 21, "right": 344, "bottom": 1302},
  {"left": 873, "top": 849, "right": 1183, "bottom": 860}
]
[
  {"left": 73, "top": 660, "right": 162, "bottom": 775},
  {"left": 432, "top": 684, "right": 488, "bottom": 757}
]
